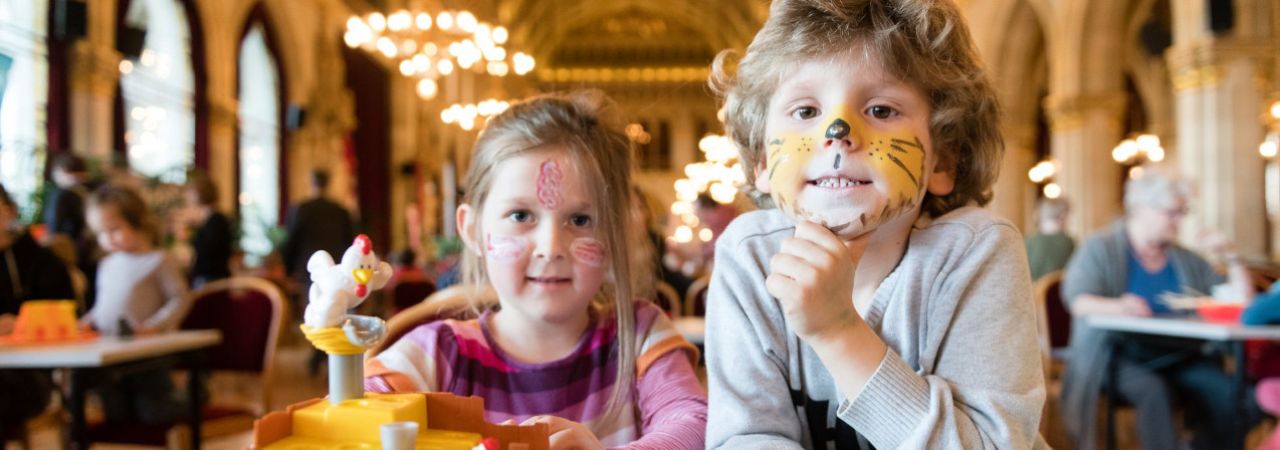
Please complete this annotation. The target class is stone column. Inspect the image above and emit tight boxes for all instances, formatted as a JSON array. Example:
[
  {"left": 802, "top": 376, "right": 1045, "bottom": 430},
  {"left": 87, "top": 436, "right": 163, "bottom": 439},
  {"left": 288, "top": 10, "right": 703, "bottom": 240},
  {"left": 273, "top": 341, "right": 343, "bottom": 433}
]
[
  {"left": 68, "top": 41, "right": 120, "bottom": 159},
  {"left": 206, "top": 94, "right": 238, "bottom": 214},
  {"left": 990, "top": 122, "right": 1038, "bottom": 232},
  {"left": 1167, "top": 42, "right": 1271, "bottom": 258},
  {"left": 1167, "top": 0, "right": 1276, "bottom": 258},
  {"left": 1044, "top": 92, "right": 1128, "bottom": 237}
]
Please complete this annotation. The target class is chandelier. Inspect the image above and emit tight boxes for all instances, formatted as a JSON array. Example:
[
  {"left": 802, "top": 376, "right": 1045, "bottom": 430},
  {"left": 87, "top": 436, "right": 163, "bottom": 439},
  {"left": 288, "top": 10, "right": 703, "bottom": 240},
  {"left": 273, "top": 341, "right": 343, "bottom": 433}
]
[
  {"left": 668, "top": 134, "right": 747, "bottom": 243},
  {"left": 343, "top": 8, "right": 536, "bottom": 101}
]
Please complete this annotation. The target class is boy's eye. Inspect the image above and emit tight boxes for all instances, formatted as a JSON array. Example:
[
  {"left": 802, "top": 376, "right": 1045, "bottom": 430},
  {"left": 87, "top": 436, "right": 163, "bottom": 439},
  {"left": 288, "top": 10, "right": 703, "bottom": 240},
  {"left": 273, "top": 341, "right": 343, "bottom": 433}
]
[
  {"left": 867, "top": 105, "right": 897, "bottom": 120},
  {"left": 790, "top": 106, "right": 820, "bottom": 120},
  {"left": 569, "top": 214, "right": 593, "bottom": 227},
  {"left": 508, "top": 210, "right": 533, "bottom": 223}
]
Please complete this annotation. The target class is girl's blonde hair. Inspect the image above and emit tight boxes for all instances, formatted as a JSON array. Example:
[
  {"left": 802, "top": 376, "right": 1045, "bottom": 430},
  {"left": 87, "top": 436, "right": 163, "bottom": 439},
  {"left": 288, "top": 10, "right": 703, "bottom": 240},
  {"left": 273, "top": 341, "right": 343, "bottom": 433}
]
[
  {"left": 459, "top": 90, "right": 637, "bottom": 423},
  {"left": 710, "top": 0, "right": 1003, "bottom": 217}
]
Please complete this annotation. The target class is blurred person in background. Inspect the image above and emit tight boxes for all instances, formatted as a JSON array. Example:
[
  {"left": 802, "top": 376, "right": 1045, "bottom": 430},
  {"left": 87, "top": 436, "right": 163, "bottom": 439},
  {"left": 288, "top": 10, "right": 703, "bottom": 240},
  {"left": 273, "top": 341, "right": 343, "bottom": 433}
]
[
  {"left": 0, "top": 183, "right": 73, "bottom": 439},
  {"left": 1026, "top": 197, "right": 1074, "bottom": 281},
  {"left": 184, "top": 172, "right": 233, "bottom": 288}
]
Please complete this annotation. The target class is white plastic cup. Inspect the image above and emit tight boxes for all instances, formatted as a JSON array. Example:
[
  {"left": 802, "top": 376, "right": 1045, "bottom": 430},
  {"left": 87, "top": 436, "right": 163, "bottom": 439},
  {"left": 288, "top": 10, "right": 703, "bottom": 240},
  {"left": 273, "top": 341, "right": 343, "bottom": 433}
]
[{"left": 381, "top": 421, "right": 419, "bottom": 450}]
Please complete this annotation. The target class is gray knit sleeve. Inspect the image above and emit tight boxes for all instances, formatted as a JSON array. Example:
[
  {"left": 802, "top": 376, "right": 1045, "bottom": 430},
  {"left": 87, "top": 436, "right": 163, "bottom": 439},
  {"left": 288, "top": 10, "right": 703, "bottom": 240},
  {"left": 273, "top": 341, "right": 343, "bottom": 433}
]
[
  {"left": 836, "top": 223, "right": 1048, "bottom": 449},
  {"left": 705, "top": 229, "right": 806, "bottom": 450}
]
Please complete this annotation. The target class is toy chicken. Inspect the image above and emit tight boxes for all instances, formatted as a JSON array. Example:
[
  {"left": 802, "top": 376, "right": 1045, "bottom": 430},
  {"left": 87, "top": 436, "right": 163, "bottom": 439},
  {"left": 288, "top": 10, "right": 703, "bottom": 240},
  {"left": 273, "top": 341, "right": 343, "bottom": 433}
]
[{"left": 304, "top": 234, "right": 393, "bottom": 328}]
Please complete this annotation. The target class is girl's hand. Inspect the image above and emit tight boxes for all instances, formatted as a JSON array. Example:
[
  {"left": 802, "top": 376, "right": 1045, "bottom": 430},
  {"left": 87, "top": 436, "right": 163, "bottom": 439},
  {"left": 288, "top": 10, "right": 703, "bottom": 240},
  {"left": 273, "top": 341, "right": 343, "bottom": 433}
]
[
  {"left": 766, "top": 220, "right": 870, "bottom": 344},
  {"left": 520, "top": 415, "right": 602, "bottom": 450}
]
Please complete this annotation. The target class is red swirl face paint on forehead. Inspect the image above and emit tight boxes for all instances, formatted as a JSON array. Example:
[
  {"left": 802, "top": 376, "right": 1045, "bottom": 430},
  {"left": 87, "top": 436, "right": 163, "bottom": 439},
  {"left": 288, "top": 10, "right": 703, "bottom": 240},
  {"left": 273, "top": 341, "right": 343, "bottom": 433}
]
[
  {"left": 569, "top": 238, "right": 606, "bottom": 268},
  {"left": 536, "top": 159, "right": 564, "bottom": 209}
]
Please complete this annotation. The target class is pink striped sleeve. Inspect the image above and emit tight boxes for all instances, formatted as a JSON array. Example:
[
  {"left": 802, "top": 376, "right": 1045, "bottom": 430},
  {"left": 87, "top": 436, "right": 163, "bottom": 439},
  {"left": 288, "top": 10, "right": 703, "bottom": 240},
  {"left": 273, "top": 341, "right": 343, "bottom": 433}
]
[{"left": 615, "top": 348, "right": 707, "bottom": 450}]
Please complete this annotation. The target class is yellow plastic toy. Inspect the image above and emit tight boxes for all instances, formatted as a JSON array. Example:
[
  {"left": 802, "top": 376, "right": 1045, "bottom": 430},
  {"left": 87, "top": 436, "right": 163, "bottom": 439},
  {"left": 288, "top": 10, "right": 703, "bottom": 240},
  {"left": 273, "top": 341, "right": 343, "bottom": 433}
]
[
  {"left": 251, "top": 235, "right": 549, "bottom": 450},
  {"left": 0, "top": 300, "right": 96, "bottom": 345}
]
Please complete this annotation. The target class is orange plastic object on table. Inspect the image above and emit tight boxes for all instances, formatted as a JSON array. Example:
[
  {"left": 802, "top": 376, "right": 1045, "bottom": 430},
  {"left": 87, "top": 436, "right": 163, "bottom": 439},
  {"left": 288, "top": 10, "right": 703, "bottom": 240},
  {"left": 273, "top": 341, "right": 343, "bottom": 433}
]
[
  {"left": 0, "top": 300, "right": 97, "bottom": 345},
  {"left": 1196, "top": 302, "right": 1245, "bottom": 324}
]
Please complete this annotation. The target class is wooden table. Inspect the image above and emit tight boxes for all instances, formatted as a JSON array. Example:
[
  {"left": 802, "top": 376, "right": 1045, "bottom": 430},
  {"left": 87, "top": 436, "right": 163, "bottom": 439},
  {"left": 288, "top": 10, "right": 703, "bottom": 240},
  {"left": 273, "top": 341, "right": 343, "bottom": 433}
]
[
  {"left": 0, "top": 330, "right": 222, "bottom": 449},
  {"left": 1087, "top": 316, "right": 1280, "bottom": 450}
]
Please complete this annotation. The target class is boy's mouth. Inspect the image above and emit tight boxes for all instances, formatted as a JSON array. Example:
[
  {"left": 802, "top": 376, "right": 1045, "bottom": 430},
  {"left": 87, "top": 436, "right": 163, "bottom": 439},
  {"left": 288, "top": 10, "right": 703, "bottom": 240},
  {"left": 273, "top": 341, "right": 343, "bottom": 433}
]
[{"left": 807, "top": 175, "right": 872, "bottom": 189}]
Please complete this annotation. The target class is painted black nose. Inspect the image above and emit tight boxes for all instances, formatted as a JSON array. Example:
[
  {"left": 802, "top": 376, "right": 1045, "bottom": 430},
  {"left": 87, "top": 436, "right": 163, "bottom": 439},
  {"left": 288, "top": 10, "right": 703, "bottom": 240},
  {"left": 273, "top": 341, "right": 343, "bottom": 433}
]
[{"left": 825, "top": 118, "right": 850, "bottom": 140}]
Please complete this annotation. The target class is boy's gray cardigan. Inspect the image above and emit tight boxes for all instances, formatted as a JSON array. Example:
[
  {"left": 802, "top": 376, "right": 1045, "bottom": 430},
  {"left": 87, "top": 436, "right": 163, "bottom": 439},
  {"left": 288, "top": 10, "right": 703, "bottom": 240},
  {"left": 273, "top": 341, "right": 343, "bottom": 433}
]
[{"left": 706, "top": 206, "right": 1050, "bottom": 449}]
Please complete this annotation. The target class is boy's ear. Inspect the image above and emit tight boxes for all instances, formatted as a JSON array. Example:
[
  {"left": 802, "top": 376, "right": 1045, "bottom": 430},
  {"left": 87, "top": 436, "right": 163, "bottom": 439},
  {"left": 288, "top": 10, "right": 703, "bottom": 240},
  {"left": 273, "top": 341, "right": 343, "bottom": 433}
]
[
  {"left": 926, "top": 149, "right": 956, "bottom": 196},
  {"left": 456, "top": 204, "right": 483, "bottom": 256},
  {"left": 753, "top": 158, "right": 772, "bottom": 194}
]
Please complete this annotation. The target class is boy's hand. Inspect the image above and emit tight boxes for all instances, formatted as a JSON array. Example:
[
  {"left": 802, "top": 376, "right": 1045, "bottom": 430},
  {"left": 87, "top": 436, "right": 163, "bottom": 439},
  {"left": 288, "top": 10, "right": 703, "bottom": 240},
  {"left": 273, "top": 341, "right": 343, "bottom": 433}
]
[
  {"left": 767, "top": 220, "right": 870, "bottom": 343},
  {"left": 520, "top": 415, "right": 602, "bottom": 450}
]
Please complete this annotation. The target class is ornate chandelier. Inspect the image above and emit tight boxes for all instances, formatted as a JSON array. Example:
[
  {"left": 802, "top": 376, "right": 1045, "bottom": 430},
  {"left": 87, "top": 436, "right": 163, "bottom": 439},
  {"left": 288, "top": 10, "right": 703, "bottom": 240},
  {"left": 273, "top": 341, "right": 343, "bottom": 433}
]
[{"left": 343, "top": 8, "right": 536, "bottom": 101}]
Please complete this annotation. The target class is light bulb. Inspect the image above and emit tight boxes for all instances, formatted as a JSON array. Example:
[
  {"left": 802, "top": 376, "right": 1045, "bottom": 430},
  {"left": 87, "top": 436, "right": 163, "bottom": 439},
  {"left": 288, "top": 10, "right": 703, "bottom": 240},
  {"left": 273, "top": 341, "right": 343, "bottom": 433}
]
[
  {"left": 416, "top": 78, "right": 438, "bottom": 99},
  {"left": 1043, "top": 183, "right": 1062, "bottom": 199}
]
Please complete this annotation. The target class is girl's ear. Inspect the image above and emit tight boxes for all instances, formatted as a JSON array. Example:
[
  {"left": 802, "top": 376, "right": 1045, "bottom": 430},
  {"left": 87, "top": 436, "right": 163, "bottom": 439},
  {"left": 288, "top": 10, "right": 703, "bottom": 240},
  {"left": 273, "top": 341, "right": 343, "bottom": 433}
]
[{"left": 456, "top": 204, "right": 483, "bottom": 257}]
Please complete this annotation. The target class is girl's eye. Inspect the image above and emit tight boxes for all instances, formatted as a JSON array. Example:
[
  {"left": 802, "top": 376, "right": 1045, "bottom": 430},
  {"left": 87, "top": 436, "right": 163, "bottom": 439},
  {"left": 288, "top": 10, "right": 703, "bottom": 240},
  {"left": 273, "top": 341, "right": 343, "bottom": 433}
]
[
  {"left": 569, "top": 214, "right": 593, "bottom": 227},
  {"left": 508, "top": 210, "right": 532, "bottom": 223},
  {"left": 867, "top": 105, "right": 897, "bottom": 120},
  {"left": 790, "top": 106, "right": 819, "bottom": 120}
]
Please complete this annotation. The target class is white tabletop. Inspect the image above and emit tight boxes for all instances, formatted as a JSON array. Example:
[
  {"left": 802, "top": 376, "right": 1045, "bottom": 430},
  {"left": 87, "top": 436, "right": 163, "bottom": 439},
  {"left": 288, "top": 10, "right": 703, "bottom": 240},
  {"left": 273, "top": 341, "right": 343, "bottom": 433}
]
[
  {"left": 0, "top": 329, "right": 222, "bottom": 368},
  {"left": 1087, "top": 316, "right": 1280, "bottom": 341}
]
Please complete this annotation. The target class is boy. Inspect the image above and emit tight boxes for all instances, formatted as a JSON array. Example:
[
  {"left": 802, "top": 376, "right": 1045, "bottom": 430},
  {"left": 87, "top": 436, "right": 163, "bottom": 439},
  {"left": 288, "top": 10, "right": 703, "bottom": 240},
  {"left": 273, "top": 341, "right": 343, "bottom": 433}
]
[{"left": 705, "top": 0, "right": 1048, "bottom": 448}]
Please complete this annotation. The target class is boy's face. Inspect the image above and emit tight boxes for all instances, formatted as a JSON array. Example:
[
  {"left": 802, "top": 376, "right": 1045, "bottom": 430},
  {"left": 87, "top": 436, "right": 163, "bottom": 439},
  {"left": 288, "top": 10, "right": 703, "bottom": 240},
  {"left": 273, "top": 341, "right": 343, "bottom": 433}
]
[{"left": 758, "top": 53, "right": 954, "bottom": 240}]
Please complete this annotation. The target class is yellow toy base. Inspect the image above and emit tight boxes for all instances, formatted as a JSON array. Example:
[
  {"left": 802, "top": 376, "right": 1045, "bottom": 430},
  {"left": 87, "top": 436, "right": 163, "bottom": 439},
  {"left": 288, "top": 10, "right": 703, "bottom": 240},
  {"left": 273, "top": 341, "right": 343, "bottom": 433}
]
[{"left": 253, "top": 393, "right": 550, "bottom": 450}]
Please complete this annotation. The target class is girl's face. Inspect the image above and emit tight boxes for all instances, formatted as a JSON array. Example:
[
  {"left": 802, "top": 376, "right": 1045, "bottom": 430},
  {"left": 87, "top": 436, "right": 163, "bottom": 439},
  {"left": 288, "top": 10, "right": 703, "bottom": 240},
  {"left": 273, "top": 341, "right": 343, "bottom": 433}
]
[
  {"left": 759, "top": 52, "right": 954, "bottom": 240},
  {"left": 458, "top": 149, "right": 608, "bottom": 326},
  {"left": 88, "top": 204, "right": 147, "bottom": 253}
]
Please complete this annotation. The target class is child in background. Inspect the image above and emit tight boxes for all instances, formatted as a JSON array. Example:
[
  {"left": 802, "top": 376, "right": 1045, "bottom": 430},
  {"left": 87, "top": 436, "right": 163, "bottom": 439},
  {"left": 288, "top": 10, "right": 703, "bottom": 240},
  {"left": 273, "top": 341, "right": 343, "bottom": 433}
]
[
  {"left": 365, "top": 91, "right": 706, "bottom": 449},
  {"left": 705, "top": 0, "right": 1047, "bottom": 448},
  {"left": 83, "top": 184, "right": 191, "bottom": 424}
]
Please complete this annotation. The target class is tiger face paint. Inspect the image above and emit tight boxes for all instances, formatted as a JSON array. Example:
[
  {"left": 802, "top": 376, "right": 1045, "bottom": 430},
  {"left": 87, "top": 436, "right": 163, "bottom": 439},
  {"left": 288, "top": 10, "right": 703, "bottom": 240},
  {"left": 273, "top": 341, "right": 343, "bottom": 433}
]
[{"left": 762, "top": 104, "right": 928, "bottom": 239}]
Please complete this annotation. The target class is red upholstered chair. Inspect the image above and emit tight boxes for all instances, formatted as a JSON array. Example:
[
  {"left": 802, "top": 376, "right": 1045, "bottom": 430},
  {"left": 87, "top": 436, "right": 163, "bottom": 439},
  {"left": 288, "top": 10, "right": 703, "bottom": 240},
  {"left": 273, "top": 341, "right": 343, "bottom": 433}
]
[
  {"left": 653, "top": 281, "right": 683, "bottom": 318},
  {"left": 684, "top": 275, "right": 711, "bottom": 317},
  {"left": 389, "top": 279, "right": 436, "bottom": 315},
  {"left": 86, "top": 276, "right": 286, "bottom": 449}
]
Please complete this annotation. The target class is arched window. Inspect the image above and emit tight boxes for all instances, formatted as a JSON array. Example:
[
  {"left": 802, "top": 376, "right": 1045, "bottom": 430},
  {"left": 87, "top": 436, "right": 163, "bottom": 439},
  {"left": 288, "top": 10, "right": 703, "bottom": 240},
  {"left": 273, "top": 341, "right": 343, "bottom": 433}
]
[
  {"left": 119, "top": 0, "right": 195, "bottom": 183},
  {"left": 237, "top": 22, "right": 280, "bottom": 265},
  {"left": 0, "top": 0, "right": 48, "bottom": 219}
]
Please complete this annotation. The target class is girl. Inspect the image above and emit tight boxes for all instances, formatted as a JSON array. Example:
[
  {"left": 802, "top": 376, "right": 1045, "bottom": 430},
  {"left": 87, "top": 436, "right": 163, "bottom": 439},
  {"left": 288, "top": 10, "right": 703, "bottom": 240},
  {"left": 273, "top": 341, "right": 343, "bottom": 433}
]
[
  {"left": 365, "top": 91, "right": 707, "bottom": 449},
  {"left": 83, "top": 184, "right": 191, "bottom": 424}
]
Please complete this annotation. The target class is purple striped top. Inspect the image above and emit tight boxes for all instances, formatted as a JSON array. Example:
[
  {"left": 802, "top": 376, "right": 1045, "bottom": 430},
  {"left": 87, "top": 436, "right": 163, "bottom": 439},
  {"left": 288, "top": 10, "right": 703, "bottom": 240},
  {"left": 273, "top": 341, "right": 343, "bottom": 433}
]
[{"left": 366, "top": 301, "right": 706, "bottom": 448}]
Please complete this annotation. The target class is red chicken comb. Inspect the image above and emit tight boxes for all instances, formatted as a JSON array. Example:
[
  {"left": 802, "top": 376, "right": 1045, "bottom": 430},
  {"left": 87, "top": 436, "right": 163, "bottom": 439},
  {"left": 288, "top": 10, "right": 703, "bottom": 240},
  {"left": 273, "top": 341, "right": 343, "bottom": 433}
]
[{"left": 353, "top": 234, "right": 371, "bottom": 255}]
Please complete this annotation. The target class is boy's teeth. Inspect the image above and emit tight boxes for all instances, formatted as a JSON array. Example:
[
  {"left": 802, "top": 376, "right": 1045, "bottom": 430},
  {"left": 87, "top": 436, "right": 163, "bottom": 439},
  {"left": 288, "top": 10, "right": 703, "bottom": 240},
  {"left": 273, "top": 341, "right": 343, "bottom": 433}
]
[{"left": 817, "top": 178, "right": 859, "bottom": 188}]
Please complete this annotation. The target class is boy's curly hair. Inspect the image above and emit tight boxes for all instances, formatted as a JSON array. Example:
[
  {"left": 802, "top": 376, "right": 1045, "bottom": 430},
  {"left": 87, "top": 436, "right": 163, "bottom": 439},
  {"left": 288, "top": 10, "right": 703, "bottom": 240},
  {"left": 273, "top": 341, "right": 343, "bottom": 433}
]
[{"left": 710, "top": 0, "right": 1003, "bottom": 217}]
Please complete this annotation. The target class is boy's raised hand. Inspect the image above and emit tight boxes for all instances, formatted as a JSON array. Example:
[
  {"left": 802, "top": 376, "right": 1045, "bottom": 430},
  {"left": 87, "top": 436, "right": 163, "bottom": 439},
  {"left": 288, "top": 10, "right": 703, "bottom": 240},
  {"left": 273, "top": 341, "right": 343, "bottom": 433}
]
[{"left": 767, "top": 220, "right": 870, "bottom": 344}]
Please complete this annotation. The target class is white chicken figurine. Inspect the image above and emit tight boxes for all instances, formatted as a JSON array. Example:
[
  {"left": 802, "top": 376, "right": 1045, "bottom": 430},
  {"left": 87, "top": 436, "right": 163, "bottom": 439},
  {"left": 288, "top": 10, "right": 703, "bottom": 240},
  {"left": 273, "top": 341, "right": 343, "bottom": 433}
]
[{"left": 304, "top": 234, "right": 392, "bottom": 328}]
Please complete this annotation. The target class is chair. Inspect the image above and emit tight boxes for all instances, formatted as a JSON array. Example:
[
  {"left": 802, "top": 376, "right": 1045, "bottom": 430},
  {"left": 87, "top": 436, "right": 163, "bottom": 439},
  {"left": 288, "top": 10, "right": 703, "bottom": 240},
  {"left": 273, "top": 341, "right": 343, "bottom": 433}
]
[
  {"left": 86, "top": 276, "right": 286, "bottom": 449},
  {"left": 1035, "top": 271, "right": 1072, "bottom": 371},
  {"left": 388, "top": 279, "right": 437, "bottom": 315},
  {"left": 653, "top": 281, "right": 683, "bottom": 318},
  {"left": 684, "top": 275, "right": 711, "bottom": 317},
  {"left": 367, "top": 285, "right": 492, "bottom": 359}
]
